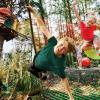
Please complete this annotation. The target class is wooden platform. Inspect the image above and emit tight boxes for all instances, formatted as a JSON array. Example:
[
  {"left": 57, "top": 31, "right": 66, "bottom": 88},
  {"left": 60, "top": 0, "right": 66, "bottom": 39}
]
[{"left": 65, "top": 67, "right": 100, "bottom": 84}]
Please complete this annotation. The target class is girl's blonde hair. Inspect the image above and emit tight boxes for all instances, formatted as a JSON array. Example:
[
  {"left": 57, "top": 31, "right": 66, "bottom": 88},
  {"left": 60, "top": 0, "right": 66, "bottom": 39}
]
[
  {"left": 58, "top": 36, "right": 75, "bottom": 53},
  {"left": 86, "top": 10, "right": 96, "bottom": 22}
]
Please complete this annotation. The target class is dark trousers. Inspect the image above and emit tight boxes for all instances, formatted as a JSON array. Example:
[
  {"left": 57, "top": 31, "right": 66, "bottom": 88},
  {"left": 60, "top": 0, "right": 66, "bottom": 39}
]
[
  {"left": 28, "top": 62, "right": 41, "bottom": 78},
  {"left": 28, "top": 52, "right": 47, "bottom": 80}
]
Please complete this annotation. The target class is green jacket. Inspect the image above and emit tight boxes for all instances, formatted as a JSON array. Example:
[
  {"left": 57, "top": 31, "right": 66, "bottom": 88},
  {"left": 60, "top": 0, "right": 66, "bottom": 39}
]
[{"left": 35, "top": 36, "right": 66, "bottom": 78}]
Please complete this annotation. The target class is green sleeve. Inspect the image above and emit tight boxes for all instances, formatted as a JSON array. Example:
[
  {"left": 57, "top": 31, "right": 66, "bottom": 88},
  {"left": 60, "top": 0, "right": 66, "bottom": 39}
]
[{"left": 48, "top": 36, "right": 57, "bottom": 46}]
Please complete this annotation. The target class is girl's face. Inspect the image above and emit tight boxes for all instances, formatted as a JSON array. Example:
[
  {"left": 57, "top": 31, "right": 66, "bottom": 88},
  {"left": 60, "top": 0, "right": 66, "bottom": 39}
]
[
  {"left": 87, "top": 17, "right": 96, "bottom": 27},
  {"left": 54, "top": 39, "right": 68, "bottom": 56}
]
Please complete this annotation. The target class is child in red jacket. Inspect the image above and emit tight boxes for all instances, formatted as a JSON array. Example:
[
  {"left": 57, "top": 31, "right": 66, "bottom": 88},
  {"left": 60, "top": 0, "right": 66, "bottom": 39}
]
[{"left": 72, "top": 0, "right": 100, "bottom": 55}]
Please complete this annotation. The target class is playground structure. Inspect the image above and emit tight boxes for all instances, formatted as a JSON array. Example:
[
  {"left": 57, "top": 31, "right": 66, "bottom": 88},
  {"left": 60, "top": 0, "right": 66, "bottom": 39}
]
[
  {"left": 0, "top": 7, "right": 19, "bottom": 57},
  {"left": 0, "top": 0, "right": 100, "bottom": 100}
]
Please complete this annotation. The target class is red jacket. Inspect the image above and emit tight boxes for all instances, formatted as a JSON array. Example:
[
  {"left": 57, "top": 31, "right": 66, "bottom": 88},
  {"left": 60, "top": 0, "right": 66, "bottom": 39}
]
[{"left": 80, "top": 21, "right": 96, "bottom": 41}]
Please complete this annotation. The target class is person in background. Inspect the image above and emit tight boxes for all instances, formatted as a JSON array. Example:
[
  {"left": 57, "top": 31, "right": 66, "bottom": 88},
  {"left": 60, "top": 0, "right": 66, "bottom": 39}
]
[
  {"left": 74, "top": 33, "right": 83, "bottom": 68},
  {"left": 72, "top": 0, "right": 100, "bottom": 55}
]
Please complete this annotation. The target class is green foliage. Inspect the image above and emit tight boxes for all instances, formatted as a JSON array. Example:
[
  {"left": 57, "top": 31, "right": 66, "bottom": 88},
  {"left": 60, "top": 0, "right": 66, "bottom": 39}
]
[
  {"left": 66, "top": 69, "right": 100, "bottom": 86},
  {"left": 73, "top": 87, "right": 83, "bottom": 95}
]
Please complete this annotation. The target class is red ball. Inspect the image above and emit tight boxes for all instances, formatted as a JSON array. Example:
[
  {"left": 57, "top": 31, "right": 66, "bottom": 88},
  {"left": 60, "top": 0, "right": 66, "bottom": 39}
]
[{"left": 82, "top": 57, "right": 91, "bottom": 68}]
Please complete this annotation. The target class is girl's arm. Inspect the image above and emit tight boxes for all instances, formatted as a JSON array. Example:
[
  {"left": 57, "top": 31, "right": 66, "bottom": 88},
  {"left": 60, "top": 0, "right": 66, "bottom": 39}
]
[
  {"left": 72, "top": 0, "right": 81, "bottom": 23},
  {"left": 26, "top": 6, "right": 52, "bottom": 39},
  {"left": 96, "top": 24, "right": 100, "bottom": 30}
]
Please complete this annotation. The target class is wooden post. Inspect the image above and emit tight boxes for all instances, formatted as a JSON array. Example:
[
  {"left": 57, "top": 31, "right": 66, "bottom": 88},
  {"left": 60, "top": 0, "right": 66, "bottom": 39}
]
[
  {"left": 0, "top": 35, "right": 5, "bottom": 58},
  {"left": 25, "top": 0, "right": 37, "bottom": 54}
]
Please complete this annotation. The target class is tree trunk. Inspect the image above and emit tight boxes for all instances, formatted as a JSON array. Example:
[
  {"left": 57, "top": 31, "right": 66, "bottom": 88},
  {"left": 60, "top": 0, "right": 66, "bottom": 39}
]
[{"left": 66, "top": 0, "right": 72, "bottom": 23}]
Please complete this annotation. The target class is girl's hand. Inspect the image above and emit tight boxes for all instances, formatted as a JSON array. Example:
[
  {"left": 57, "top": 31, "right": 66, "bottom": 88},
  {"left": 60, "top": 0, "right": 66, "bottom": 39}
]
[
  {"left": 72, "top": 0, "right": 77, "bottom": 5},
  {"left": 26, "top": 6, "right": 38, "bottom": 17},
  {"left": 26, "top": 6, "right": 34, "bottom": 12}
]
